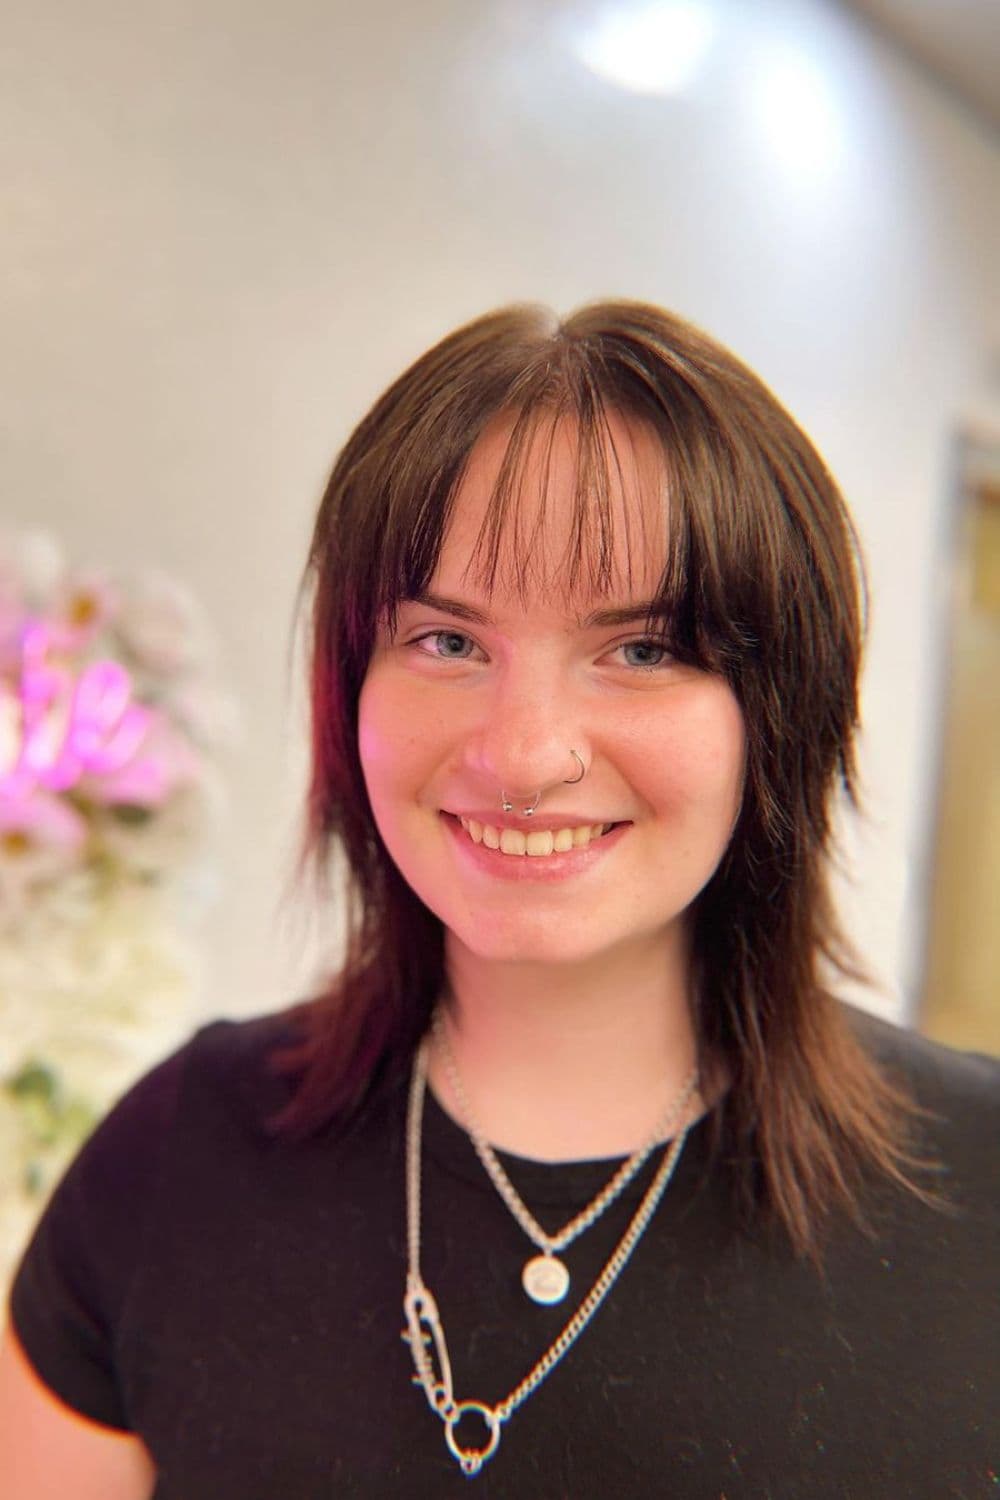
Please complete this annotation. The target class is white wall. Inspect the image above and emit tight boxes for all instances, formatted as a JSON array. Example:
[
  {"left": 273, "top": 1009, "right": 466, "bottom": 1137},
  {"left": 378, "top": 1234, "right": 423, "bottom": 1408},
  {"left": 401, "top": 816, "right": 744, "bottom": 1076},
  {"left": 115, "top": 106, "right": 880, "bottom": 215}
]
[{"left": 2, "top": 0, "right": 998, "bottom": 1025}]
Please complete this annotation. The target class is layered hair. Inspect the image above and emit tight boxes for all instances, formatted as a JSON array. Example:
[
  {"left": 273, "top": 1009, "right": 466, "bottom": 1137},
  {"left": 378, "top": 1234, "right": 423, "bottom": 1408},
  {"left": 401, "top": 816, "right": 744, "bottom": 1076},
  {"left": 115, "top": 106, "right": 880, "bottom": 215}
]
[{"left": 272, "top": 300, "right": 928, "bottom": 1261}]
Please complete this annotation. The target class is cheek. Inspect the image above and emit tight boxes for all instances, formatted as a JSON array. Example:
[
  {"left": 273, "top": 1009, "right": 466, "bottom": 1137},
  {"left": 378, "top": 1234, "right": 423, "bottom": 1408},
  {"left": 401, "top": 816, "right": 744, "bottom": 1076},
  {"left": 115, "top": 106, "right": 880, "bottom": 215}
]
[
  {"left": 666, "top": 733, "right": 745, "bottom": 860},
  {"left": 702, "top": 697, "right": 747, "bottom": 812},
  {"left": 357, "top": 673, "right": 409, "bottom": 804},
  {"left": 359, "top": 666, "right": 416, "bottom": 751},
  {"left": 696, "top": 719, "right": 747, "bottom": 801},
  {"left": 639, "top": 688, "right": 746, "bottom": 813},
  {"left": 357, "top": 667, "right": 444, "bottom": 815}
]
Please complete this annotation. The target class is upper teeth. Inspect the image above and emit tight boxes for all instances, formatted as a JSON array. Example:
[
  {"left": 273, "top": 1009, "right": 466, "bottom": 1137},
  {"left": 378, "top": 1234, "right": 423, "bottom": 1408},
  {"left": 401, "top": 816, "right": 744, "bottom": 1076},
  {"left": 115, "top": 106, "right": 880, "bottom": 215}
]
[{"left": 458, "top": 817, "right": 613, "bottom": 856}]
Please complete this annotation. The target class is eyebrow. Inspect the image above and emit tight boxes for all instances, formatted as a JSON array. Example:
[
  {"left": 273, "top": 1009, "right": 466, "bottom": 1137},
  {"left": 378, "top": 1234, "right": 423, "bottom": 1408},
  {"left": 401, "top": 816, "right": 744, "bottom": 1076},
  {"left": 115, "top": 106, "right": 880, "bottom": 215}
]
[{"left": 405, "top": 591, "right": 670, "bottom": 630}]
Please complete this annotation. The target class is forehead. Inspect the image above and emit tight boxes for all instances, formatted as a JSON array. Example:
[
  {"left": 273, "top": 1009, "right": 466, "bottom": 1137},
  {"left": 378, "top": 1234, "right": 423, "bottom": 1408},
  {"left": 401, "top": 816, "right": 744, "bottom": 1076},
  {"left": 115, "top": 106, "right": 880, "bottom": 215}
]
[{"left": 434, "top": 407, "right": 670, "bottom": 610}]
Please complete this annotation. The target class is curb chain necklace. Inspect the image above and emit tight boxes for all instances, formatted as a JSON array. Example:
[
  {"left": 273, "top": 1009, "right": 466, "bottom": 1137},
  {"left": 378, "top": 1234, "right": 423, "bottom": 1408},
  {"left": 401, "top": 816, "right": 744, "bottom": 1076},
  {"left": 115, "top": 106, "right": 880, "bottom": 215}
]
[
  {"left": 402, "top": 1036, "right": 695, "bottom": 1478},
  {"left": 432, "top": 1007, "right": 699, "bottom": 1304}
]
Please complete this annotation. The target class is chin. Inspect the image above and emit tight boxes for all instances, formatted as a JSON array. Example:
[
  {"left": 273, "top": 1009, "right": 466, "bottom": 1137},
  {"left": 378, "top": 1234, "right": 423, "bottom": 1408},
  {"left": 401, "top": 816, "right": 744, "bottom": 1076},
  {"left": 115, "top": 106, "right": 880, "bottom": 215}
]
[{"left": 448, "top": 913, "right": 623, "bottom": 967}]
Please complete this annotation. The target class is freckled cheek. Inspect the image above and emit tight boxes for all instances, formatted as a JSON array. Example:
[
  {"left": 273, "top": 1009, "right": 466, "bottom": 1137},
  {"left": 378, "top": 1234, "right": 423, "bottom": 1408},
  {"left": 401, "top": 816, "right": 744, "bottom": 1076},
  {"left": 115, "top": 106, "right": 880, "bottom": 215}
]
[
  {"left": 357, "top": 678, "right": 411, "bottom": 791},
  {"left": 638, "top": 701, "right": 746, "bottom": 813},
  {"left": 357, "top": 673, "right": 450, "bottom": 807}
]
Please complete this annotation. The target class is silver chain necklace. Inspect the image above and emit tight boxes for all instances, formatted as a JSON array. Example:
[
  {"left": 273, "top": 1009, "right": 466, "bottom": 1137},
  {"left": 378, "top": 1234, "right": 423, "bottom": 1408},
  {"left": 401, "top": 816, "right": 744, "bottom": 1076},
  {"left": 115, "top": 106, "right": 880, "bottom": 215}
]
[
  {"left": 432, "top": 1008, "right": 699, "bottom": 1304},
  {"left": 402, "top": 1037, "right": 694, "bottom": 1478}
]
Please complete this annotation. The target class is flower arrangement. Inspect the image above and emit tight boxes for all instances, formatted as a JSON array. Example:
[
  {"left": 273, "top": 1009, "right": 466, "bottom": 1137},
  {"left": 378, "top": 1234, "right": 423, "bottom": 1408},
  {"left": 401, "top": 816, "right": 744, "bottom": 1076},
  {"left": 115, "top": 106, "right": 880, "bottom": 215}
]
[{"left": 0, "top": 528, "right": 239, "bottom": 1278}]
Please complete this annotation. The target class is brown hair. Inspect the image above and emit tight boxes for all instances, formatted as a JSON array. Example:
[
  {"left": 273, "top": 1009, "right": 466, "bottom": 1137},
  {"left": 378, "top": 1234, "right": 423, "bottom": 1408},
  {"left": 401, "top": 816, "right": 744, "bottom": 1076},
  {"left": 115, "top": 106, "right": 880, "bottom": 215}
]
[{"left": 273, "top": 300, "right": 930, "bottom": 1261}]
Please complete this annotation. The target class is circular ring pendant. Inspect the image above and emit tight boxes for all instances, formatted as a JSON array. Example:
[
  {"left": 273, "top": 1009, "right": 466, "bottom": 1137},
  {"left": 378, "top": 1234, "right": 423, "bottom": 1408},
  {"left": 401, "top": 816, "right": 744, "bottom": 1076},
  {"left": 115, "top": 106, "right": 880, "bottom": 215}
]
[
  {"left": 444, "top": 1400, "right": 502, "bottom": 1476},
  {"left": 522, "top": 1253, "right": 570, "bottom": 1305}
]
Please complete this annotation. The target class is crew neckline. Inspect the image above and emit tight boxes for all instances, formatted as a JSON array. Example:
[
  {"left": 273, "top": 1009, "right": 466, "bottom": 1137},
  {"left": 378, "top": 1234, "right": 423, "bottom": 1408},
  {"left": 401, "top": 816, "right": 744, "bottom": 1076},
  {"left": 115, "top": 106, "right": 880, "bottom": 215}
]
[{"left": 419, "top": 1077, "right": 713, "bottom": 1209}]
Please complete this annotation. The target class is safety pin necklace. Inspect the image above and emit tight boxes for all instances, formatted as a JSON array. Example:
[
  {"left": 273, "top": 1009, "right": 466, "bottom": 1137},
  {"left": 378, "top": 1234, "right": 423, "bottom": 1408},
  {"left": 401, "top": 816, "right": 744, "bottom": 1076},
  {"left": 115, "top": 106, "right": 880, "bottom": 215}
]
[{"left": 402, "top": 1037, "right": 694, "bottom": 1477}]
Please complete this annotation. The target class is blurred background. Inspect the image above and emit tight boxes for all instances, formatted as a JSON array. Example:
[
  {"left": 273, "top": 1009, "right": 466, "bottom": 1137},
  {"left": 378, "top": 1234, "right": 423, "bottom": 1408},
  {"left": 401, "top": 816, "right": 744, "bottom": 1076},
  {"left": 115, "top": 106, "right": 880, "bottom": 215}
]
[{"left": 1, "top": 0, "right": 998, "bottom": 1256}]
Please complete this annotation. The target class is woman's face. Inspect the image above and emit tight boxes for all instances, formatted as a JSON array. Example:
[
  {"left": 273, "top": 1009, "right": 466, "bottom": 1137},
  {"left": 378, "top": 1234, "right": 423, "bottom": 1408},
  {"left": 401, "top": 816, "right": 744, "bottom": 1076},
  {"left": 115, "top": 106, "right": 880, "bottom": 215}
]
[{"left": 358, "top": 410, "right": 746, "bottom": 969}]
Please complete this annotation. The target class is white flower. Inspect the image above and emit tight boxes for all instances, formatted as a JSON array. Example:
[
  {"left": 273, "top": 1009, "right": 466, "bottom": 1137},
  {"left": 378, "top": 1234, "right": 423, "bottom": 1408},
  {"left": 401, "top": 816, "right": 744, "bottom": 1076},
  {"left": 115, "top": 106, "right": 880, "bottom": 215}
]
[
  {"left": 0, "top": 529, "right": 66, "bottom": 611},
  {"left": 0, "top": 789, "right": 88, "bottom": 923},
  {"left": 0, "top": 876, "right": 201, "bottom": 1283},
  {"left": 47, "top": 571, "right": 120, "bottom": 648},
  {"left": 162, "top": 679, "right": 244, "bottom": 753},
  {"left": 113, "top": 572, "right": 217, "bottom": 678}
]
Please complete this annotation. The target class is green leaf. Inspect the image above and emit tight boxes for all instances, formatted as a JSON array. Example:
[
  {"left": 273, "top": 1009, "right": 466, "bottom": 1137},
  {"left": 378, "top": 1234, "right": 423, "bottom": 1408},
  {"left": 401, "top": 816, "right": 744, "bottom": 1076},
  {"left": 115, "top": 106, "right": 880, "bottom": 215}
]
[
  {"left": 110, "top": 804, "right": 154, "bottom": 827},
  {"left": 4, "top": 1060, "right": 59, "bottom": 1105}
]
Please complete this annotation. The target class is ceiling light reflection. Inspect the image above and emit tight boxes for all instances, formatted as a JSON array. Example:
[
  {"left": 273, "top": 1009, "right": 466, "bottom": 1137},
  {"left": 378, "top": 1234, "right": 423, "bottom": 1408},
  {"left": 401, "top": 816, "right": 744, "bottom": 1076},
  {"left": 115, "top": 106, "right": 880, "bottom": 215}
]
[
  {"left": 752, "top": 48, "right": 846, "bottom": 179},
  {"left": 573, "top": 1, "right": 718, "bottom": 97}
]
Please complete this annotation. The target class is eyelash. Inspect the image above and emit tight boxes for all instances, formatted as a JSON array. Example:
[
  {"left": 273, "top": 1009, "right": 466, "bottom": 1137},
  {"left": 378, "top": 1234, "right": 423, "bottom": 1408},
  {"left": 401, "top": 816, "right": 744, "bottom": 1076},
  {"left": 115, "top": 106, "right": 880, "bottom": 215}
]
[{"left": 409, "top": 630, "right": 675, "bottom": 672}]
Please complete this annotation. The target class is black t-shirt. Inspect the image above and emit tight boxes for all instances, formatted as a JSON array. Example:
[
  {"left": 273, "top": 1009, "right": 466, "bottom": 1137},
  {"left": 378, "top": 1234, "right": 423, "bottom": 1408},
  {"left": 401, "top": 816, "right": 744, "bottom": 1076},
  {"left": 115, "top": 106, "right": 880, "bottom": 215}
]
[{"left": 9, "top": 1005, "right": 1000, "bottom": 1498}]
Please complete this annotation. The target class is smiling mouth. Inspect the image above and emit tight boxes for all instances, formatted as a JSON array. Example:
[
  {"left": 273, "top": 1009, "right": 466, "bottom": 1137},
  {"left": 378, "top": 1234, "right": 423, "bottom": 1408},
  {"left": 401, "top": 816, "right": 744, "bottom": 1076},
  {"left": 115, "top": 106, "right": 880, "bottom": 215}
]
[{"left": 455, "top": 815, "right": 619, "bottom": 858}]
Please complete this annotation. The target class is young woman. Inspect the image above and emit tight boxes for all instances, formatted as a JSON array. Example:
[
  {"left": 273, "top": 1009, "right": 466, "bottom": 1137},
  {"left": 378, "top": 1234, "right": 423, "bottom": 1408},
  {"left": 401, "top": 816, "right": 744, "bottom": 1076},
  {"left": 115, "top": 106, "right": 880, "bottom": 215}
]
[{"left": 2, "top": 302, "right": 997, "bottom": 1497}]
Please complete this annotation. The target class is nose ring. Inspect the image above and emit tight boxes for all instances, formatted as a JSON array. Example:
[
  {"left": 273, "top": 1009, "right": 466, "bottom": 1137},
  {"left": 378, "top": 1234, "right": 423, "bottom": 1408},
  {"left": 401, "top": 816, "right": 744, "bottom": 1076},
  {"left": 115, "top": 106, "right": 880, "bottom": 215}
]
[
  {"left": 499, "top": 750, "right": 586, "bottom": 817},
  {"left": 564, "top": 749, "right": 585, "bottom": 785}
]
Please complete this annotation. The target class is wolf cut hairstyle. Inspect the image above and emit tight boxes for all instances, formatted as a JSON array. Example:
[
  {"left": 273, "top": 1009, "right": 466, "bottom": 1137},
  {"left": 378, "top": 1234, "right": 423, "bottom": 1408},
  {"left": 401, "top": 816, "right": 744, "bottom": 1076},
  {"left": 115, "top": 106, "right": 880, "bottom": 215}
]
[{"left": 273, "top": 300, "right": 927, "bottom": 1262}]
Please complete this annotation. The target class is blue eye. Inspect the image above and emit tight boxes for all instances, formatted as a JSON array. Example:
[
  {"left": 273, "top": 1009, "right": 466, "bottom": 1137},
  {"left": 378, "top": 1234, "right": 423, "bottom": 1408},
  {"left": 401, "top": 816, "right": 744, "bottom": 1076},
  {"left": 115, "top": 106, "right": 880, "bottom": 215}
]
[
  {"left": 415, "top": 630, "right": 476, "bottom": 659},
  {"left": 408, "top": 630, "right": 673, "bottom": 670},
  {"left": 620, "top": 638, "right": 673, "bottom": 670}
]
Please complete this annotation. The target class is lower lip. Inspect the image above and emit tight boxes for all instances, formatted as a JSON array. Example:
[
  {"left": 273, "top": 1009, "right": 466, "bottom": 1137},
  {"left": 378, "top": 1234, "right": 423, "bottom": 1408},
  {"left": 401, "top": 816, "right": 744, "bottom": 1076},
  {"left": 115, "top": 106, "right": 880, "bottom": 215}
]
[{"left": 441, "top": 813, "right": 629, "bottom": 883}]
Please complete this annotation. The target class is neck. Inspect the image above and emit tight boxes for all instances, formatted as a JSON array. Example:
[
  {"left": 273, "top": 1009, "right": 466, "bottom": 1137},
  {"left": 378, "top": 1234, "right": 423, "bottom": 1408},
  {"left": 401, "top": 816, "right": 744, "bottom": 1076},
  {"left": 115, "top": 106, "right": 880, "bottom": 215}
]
[{"left": 427, "top": 927, "right": 702, "bottom": 1161}]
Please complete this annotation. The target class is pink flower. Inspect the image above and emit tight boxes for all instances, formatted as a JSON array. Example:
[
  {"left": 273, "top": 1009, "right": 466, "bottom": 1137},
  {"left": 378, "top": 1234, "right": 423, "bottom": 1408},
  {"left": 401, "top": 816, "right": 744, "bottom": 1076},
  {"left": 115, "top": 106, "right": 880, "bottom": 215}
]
[
  {"left": 0, "top": 574, "right": 24, "bottom": 677},
  {"left": 76, "top": 717, "right": 202, "bottom": 807},
  {"left": 0, "top": 787, "right": 88, "bottom": 910},
  {"left": 0, "top": 683, "right": 20, "bottom": 782},
  {"left": 1, "top": 621, "right": 158, "bottom": 801}
]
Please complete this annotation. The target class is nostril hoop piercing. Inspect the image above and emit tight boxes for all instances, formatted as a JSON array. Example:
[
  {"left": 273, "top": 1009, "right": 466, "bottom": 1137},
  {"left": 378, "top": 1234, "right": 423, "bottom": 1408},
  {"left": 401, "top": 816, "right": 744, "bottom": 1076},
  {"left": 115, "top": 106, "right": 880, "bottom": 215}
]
[{"left": 564, "top": 750, "right": 585, "bottom": 785}]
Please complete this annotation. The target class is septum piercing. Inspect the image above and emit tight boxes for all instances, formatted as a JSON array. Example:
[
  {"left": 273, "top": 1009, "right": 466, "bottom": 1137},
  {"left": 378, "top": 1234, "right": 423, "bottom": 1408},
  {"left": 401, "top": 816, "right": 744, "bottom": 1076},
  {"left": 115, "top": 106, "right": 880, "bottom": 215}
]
[
  {"left": 500, "top": 789, "right": 540, "bottom": 816},
  {"left": 500, "top": 749, "right": 586, "bottom": 817}
]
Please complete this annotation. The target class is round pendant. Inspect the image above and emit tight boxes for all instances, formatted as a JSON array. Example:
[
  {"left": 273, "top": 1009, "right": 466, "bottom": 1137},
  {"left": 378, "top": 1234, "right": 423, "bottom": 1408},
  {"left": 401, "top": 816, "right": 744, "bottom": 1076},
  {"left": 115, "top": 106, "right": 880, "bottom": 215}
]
[{"left": 521, "top": 1253, "right": 570, "bottom": 1305}]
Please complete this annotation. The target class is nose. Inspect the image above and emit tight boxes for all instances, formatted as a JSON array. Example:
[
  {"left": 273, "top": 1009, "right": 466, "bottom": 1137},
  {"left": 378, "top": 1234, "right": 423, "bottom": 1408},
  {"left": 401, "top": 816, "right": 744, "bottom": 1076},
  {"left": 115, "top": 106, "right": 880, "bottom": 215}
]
[{"left": 463, "top": 666, "right": 588, "bottom": 803}]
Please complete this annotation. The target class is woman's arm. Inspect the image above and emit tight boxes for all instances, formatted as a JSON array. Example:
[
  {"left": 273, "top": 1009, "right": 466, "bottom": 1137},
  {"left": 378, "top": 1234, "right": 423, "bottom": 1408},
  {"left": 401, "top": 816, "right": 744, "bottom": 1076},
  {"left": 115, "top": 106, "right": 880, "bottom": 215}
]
[{"left": 0, "top": 1323, "right": 156, "bottom": 1500}]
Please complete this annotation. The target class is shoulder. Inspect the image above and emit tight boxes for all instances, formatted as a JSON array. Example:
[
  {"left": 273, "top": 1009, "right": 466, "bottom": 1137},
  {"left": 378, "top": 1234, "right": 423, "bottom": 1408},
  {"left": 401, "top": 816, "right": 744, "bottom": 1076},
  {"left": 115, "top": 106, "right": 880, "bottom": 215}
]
[
  {"left": 7, "top": 1004, "right": 311, "bottom": 1428},
  {"left": 842, "top": 1002, "right": 1000, "bottom": 1195},
  {"left": 171, "top": 1003, "right": 309, "bottom": 1126},
  {"left": 67, "top": 1003, "right": 308, "bottom": 1169},
  {"left": 842, "top": 1002, "right": 999, "bottom": 1112},
  {"left": 13, "top": 1003, "right": 310, "bottom": 1291}
]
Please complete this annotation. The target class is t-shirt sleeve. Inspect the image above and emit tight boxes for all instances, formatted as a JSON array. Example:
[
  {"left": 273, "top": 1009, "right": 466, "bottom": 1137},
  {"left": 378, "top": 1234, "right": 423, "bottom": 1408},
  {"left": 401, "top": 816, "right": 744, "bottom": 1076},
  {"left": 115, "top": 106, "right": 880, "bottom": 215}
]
[{"left": 7, "top": 1039, "right": 190, "bottom": 1431}]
